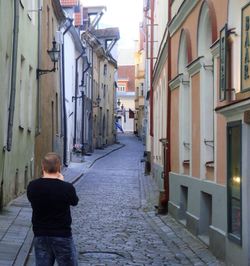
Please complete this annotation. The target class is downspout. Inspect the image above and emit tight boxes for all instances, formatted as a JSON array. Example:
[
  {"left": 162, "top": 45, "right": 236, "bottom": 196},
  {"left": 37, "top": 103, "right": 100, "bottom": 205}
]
[
  {"left": 73, "top": 51, "right": 85, "bottom": 147},
  {"left": 81, "top": 90, "right": 85, "bottom": 155},
  {"left": 6, "top": 0, "right": 19, "bottom": 151},
  {"left": 80, "top": 61, "right": 91, "bottom": 154},
  {"left": 36, "top": 0, "right": 42, "bottom": 135},
  {"left": 162, "top": 0, "right": 172, "bottom": 213},
  {"left": 149, "top": 0, "right": 154, "bottom": 137},
  {"left": 62, "top": 19, "right": 73, "bottom": 166},
  {"left": 90, "top": 46, "right": 94, "bottom": 152}
]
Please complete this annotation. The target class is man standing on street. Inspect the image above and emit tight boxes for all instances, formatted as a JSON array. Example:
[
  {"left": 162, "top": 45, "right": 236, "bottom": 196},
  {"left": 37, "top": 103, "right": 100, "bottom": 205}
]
[{"left": 27, "top": 152, "right": 79, "bottom": 266}]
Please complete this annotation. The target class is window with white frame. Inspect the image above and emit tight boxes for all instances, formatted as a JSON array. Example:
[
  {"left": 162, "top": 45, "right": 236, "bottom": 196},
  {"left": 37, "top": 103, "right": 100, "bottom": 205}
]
[
  {"left": 178, "top": 30, "right": 191, "bottom": 174},
  {"left": 118, "top": 84, "right": 125, "bottom": 92},
  {"left": 19, "top": 55, "right": 26, "bottom": 129},
  {"left": 198, "top": 2, "right": 214, "bottom": 178},
  {"left": 28, "top": 66, "right": 33, "bottom": 131}
]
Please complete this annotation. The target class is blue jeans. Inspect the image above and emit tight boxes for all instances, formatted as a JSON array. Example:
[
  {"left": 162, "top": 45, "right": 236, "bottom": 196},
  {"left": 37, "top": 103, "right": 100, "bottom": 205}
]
[{"left": 34, "top": 236, "right": 78, "bottom": 266}]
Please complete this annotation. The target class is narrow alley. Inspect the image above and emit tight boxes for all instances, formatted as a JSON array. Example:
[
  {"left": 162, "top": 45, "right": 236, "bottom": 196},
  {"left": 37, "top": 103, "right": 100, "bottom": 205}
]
[
  {"left": 1, "top": 0, "right": 250, "bottom": 265},
  {"left": 61, "top": 134, "right": 224, "bottom": 265}
]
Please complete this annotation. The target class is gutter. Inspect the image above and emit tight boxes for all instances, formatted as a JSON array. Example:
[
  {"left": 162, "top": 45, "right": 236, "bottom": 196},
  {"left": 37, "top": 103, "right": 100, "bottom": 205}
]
[{"left": 6, "top": 0, "right": 19, "bottom": 151}]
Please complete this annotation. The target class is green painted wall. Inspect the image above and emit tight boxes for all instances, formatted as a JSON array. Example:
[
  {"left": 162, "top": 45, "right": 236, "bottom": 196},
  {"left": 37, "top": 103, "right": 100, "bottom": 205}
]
[{"left": 0, "top": 0, "right": 38, "bottom": 206}]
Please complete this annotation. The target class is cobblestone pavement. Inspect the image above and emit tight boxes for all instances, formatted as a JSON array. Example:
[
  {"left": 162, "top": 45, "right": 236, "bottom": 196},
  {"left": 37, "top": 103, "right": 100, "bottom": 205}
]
[{"left": 72, "top": 134, "right": 225, "bottom": 266}]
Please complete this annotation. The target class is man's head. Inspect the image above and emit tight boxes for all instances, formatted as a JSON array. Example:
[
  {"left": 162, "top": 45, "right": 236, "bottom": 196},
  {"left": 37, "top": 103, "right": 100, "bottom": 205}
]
[{"left": 42, "top": 152, "right": 61, "bottom": 174}]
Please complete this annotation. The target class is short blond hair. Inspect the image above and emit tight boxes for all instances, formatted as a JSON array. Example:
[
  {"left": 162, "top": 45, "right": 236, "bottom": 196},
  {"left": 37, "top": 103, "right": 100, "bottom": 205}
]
[{"left": 42, "top": 152, "right": 61, "bottom": 173}]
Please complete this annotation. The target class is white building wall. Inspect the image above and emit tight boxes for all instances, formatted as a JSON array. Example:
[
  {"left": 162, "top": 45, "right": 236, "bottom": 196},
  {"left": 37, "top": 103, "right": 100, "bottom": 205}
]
[
  {"left": 118, "top": 95, "right": 135, "bottom": 132},
  {"left": 153, "top": 0, "right": 168, "bottom": 61},
  {"left": 64, "top": 33, "right": 77, "bottom": 162}
]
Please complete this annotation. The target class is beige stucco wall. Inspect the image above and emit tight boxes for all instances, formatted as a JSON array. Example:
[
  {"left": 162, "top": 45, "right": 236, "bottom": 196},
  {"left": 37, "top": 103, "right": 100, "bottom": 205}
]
[
  {"left": 35, "top": 0, "right": 63, "bottom": 177},
  {"left": 170, "top": 88, "right": 179, "bottom": 173},
  {"left": 92, "top": 50, "right": 100, "bottom": 148},
  {"left": 191, "top": 73, "right": 200, "bottom": 178},
  {"left": 94, "top": 54, "right": 116, "bottom": 147}
]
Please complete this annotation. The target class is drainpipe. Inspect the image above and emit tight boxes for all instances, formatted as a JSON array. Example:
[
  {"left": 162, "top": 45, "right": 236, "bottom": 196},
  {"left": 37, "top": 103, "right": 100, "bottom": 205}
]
[
  {"left": 81, "top": 90, "right": 85, "bottom": 155},
  {"left": 36, "top": 0, "right": 42, "bottom": 135},
  {"left": 73, "top": 51, "right": 85, "bottom": 147},
  {"left": 161, "top": 0, "right": 172, "bottom": 213},
  {"left": 149, "top": 0, "right": 154, "bottom": 137},
  {"left": 1, "top": 0, "right": 19, "bottom": 208},
  {"left": 62, "top": 19, "right": 73, "bottom": 166},
  {"left": 6, "top": 0, "right": 19, "bottom": 151},
  {"left": 90, "top": 46, "right": 94, "bottom": 152},
  {"left": 80, "top": 61, "right": 91, "bottom": 154}
]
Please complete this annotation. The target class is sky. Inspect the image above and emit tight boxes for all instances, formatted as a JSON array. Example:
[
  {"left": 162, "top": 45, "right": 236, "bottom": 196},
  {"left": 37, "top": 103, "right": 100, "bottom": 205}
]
[{"left": 81, "top": 0, "right": 143, "bottom": 49}]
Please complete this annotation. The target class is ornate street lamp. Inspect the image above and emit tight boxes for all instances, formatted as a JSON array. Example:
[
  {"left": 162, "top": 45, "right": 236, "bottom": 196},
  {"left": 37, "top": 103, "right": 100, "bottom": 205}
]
[
  {"left": 117, "top": 98, "right": 121, "bottom": 107},
  {"left": 36, "top": 39, "right": 60, "bottom": 79},
  {"left": 93, "top": 94, "right": 101, "bottom": 108}
]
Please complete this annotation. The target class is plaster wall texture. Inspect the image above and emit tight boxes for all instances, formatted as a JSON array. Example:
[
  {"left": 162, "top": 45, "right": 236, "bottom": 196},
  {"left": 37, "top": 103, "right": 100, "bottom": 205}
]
[
  {"left": 0, "top": 0, "right": 38, "bottom": 205},
  {"left": 35, "top": 0, "right": 63, "bottom": 177},
  {"left": 64, "top": 32, "right": 77, "bottom": 161}
]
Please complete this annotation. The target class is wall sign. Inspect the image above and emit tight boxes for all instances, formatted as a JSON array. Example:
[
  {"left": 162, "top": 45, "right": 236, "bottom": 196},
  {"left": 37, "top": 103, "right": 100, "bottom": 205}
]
[
  {"left": 241, "top": 3, "right": 250, "bottom": 91},
  {"left": 220, "top": 24, "right": 228, "bottom": 100}
]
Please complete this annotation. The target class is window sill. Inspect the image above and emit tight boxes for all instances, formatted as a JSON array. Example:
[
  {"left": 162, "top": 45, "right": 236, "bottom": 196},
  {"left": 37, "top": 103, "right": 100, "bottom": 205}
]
[
  {"left": 205, "top": 161, "right": 214, "bottom": 168},
  {"left": 183, "top": 160, "right": 190, "bottom": 166}
]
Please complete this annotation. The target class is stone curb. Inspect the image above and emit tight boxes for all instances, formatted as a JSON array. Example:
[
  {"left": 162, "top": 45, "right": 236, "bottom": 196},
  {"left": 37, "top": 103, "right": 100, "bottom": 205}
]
[{"left": 88, "top": 143, "right": 125, "bottom": 169}]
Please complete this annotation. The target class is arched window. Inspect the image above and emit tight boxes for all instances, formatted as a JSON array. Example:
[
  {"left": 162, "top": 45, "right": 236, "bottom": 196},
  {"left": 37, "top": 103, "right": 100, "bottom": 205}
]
[
  {"left": 228, "top": 0, "right": 248, "bottom": 93},
  {"left": 197, "top": 1, "right": 215, "bottom": 178},
  {"left": 178, "top": 29, "right": 191, "bottom": 174}
]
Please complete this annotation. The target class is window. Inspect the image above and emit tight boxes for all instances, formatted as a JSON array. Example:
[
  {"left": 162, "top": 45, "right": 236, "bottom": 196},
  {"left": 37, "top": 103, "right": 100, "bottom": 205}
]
[
  {"left": 47, "top": 6, "right": 50, "bottom": 48},
  {"left": 52, "top": 17, "right": 54, "bottom": 40},
  {"left": 28, "top": 66, "right": 33, "bottom": 131},
  {"left": 227, "top": 121, "right": 242, "bottom": 245},
  {"left": 219, "top": 24, "right": 227, "bottom": 100},
  {"left": 103, "top": 64, "right": 107, "bottom": 76},
  {"left": 19, "top": 55, "right": 25, "bottom": 129},
  {"left": 56, "top": 93, "right": 59, "bottom": 134},
  {"left": 118, "top": 85, "right": 125, "bottom": 92}
]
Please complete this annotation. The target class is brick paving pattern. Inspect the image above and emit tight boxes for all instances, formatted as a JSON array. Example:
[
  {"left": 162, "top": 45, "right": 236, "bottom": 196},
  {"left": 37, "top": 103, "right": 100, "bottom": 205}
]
[
  {"left": 72, "top": 134, "right": 225, "bottom": 265},
  {"left": 0, "top": 134, "right": 225, "bottom": 265}
]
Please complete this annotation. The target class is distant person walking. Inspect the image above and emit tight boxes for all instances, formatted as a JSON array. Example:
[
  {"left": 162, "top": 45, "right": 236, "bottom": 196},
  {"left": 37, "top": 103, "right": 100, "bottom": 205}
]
[{"left": 27, "top": 152, "right": 79, "bottom": 266}]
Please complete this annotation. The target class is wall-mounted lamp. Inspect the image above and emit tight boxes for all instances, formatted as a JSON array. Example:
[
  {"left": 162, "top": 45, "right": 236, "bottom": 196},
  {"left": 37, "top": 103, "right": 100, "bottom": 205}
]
[
  {"left": 93, "top": 94, "right": 101, "bottom": 108},
  {"left": 117, "top": 98, "right": 121, "bottom": 107},
  {"left": 72, "top": 94, "right": 84, "bottom": 102},
  {"left": 159, "top": 138, "right": 168, "bottom": 147},
  {"left": 36, "top": 39, "right": 60, "bottom": 79}
]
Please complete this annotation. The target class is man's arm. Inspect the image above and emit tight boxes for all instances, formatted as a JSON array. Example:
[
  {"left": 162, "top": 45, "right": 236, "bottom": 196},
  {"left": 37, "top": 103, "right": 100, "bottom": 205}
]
[
  {"left": 26, "top": 182, "right": 32, "bottom": 202},
  {"left": 69, "top": 185, "right": 79, "bottom": 206}
]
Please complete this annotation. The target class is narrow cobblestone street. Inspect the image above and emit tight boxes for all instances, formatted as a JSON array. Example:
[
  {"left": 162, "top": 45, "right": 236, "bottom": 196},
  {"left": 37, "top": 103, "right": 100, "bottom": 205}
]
[{"left": 70, "top": 134, "right": 224, "bottom": 266}]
